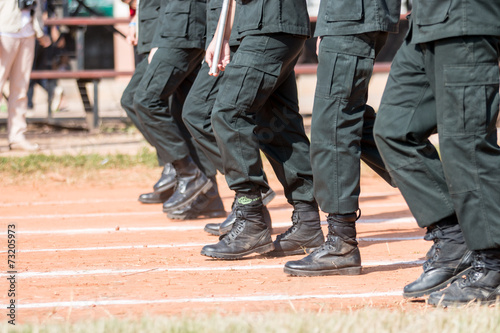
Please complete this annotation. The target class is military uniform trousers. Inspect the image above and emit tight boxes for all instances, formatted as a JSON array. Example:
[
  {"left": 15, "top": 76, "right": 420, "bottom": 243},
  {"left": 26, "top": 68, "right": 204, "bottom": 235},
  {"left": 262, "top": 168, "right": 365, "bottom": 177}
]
[
  {"left": 133, "top": 46, "right": 216, "bottom": 178},
  {"left": 373, "top": 35, "right": 500, "bottom": 250},
  {"left": 211, "top": 33, "right": 315, "bottom": 204},
  {"left": 311, "top": 33, "right": 393, "bottom": 214},
  {"left": 121, "top": 56, "right": 166, "bottom": 164}
]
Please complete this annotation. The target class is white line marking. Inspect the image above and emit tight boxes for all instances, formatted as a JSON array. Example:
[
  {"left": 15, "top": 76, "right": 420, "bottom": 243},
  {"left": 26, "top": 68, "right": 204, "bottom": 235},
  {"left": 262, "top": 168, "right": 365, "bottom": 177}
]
[
  {"left": 0, "top": 192, "right": 400, "bottom": 208},
  {"left": 12, "top": 243, "right": 209, "bottom": 253},
  {"left": 0, "top": 260, "right": 424, "bottom": 279},
  {"left": 3, "top": 236, "right": 422, "bottom": 254},
  {"left": 0, "top": 211, "right": 160, "bottom": 220},
  {"left": 0, "top": 198, "right": 136, "bottom": 207},
  {"left": 11, "top": 291, "right": 403, "bottom": 309},
  {"left": 14, "top": 218, "right": 417, "bottom": 235}
]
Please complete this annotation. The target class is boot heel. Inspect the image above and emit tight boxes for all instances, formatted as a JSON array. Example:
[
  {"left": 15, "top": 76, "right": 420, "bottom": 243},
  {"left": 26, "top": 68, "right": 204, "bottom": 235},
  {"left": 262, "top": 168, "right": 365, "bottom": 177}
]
[
  {"left": 255, "top": 242, "right": 275, "bottom": 254},
  {"left": 340, "top": 266, "right": 362, "bottom": 275}
]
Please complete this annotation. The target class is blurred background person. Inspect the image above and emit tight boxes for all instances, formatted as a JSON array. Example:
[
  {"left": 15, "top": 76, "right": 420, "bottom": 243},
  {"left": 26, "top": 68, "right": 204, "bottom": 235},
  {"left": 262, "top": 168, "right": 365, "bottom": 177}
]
[
  {"left": 27, "top": 0, "right": 67, "bottom": 113},
  {"left": 0, "top": 0, "right": 51, "bottom": 151}
]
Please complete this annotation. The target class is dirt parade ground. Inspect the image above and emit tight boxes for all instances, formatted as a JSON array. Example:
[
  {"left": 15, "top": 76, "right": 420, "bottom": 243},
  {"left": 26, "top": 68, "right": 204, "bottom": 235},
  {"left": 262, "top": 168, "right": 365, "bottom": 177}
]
[{"left": 0, "top": 159, "right": 437, "bottom": 324}]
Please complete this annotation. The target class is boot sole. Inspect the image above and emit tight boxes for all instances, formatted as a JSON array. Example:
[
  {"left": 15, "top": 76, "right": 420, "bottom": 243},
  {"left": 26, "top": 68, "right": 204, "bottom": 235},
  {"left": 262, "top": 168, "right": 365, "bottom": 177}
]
[
  {"left": 138, "top": 198, "right": 163, "bottom": 204},
  {"left": 203, "top": 226, "right": 220, "bottom": 236},
  {"left": 138, "top": 188, "right": 175, "bottom": 204},
  {"left": 167, "top": 210, "right": 227, "bottom": 220},
  {"left": 428, "top": 296, "right": 498, "bottom": 307},
  {"left": 403, "top": 267, "right": 472, "bottom": 299},
  {"left": 162, "top": 180, "right": 214, "bottom": 213},
  {"left": 200, "top": 242, "right": 275, "bottom": 260},
  {"left": 284, "top": 266, "right": 362, "bottom": 276}
]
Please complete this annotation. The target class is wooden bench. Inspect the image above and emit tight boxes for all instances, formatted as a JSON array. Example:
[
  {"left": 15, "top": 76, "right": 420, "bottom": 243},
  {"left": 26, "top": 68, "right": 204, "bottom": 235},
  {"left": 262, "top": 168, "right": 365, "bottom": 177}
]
[{"left": 30, "top": 70, "right": 133, "bottom": 131}]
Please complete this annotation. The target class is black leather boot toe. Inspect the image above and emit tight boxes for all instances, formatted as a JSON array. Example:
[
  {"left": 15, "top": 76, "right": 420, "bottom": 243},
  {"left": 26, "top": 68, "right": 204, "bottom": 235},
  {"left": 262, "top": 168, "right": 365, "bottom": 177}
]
[
  {"left": 266, "top": 204, "right": 323, "bottom": 257},
  {"left": 284, "top": 213, "right": 361, "bottom": 276},
  {"left": 154, "top": 163, "right": 176, "bottom": 192},
  {"left": 200, "top": 194, "right": 274, "bottom": 259},
  {"left": 428, "top": 251, "right": 500, "bottom": 307},
  {"left": 167, "top": 182, "right": 226, "bottom": 220},
  {"left": 138, "top": 187, "right": 175, "bottom": 204},
  {"left": 204, "top": 223, "right": 221, "bottom": 236},
  {"left": 403, "top": 217, "right": 472, "bottom": 299},
  {"left": 162, "top": 156, "right": 212, "bottom": 212}
]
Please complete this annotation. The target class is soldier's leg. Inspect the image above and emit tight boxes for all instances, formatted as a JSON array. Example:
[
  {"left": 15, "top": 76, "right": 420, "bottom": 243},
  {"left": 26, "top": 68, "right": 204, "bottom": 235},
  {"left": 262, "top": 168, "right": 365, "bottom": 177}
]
[
  {"left": 133, "top": 47, "right": 213, "bottom": 212},
  {"left": 202, "top": 34, "right": 316, "bottom": 259},
  {"left": 373, "top": 40, "right": 471, "bottom": 299},
  {"left": 284, "top": 33, "right": 389, "bottom": 274}
]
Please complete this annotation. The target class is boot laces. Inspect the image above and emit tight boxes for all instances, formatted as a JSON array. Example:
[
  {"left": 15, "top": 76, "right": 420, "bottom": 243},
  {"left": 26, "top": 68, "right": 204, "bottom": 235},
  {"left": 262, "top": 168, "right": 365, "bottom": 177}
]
[
  {"left": 276, "top": 212, "right": 299, "bottom": 241},
  {"left": 222, "top": 209, "right": 245, "bottom": 244},
  {"left": 422, "top": 226, "right": 445, "bottom": 270},
  {"left": 461, "top": 252, "right": 486, "bottom": 286}
]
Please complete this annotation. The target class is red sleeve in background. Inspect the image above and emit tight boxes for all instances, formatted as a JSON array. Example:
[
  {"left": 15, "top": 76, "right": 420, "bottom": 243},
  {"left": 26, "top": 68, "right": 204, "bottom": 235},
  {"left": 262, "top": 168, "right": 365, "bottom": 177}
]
[{"left": 130, "top": 8, "right": 136, "bottom": 17}]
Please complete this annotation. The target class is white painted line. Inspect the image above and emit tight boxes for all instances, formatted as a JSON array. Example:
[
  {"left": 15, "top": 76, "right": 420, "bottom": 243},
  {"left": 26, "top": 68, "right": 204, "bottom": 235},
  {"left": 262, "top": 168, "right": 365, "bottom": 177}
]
[
  {"left": 0, "top": 211, "right": 160, "bottom": 220},
  {"left": 0, "top": 260, "right": 424, "bottom": 279},
  {"left": 0, "top": 192, "right": 399, "bottom": 208},
  {"left": 359, "top": 236, "right": 421, "bottom": 241},
  {"left": 3, "top": 236, "right": 422, "bottom": 254},
  {"left": 0, "top": 198, "right": 136, "bottom": 207},
  {"left": 12, "top": 291, "right": 403, "bottom": 309},
  {"left": 14, "top": 217, "right": 417, "bottom": 235},
  {"left": 13, "top": 243, "right": 209, "bottom": 253}
]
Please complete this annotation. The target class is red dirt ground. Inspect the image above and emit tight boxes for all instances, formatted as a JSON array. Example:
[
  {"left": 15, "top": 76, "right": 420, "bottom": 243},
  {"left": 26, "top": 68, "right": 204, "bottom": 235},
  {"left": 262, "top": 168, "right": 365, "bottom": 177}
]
[{"left": 1, "top": 166, "right": 433, "bottom": 323}]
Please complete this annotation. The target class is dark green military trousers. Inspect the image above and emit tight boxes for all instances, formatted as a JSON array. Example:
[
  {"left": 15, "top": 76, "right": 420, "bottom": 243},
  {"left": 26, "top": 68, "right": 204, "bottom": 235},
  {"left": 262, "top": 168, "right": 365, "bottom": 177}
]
[
  {"left": 133, "top": 47, "right": 216, "bottom": 177},
  {"left": 182, "top": 61, "right": 225, "bottom": 173},
  {"left": 311, "top": 33, "right": 393, "bottom": 214},
  {"left": 211, "top": 34, "right": 315, "bottom": 204},
  {"left": 121, "top": 56, "right": 166, "bottom": 165},
  {"left": 374, "top": 36, "right": 500, "bottom": 250}
]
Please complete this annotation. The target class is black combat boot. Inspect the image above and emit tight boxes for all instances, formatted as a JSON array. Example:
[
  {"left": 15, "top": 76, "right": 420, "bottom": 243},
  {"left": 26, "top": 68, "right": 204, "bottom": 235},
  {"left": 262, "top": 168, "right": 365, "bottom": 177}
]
[
  {"left": 266, "top": 202, "right": 323, "bottom": 257},
  {"left": 138, "top": 163, "right": 176, "bottom": 204},
  {"left": 428, "top": 249, "right": 500, "bottom": 307},
  {"left": 162, "top": 156, "right": 212, "bottom": 212},
  {"left": 205, "top": 205, "right": 272, "bottom": 236},
  {"left": 284, "top": 212, "right": 361, "bottom": 276},
  {"left": 205, "top": 187, "right": 276, "bottom": 236},
  {"left": 167, "top": 180, "right": 227, "bottom": 220},
  {"left": 218, "top": 187, "right": 275, "bottom": 235},
  {"left": 200, "top": 193, "right": 274, "bottom": 259},
  {"left": 403, "top": 216, "right": 472, "bottom": 298}
]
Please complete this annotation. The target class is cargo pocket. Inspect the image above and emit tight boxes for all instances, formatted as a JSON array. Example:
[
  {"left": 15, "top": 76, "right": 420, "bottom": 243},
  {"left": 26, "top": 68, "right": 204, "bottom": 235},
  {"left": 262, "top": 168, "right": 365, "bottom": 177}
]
[
  {"left": 443, "top": 63, "right": 499, "bottom": 134},
  {"left": 315, "top": 50, "right": 358, "bottom": 99},
  {"left": 161, "top": 1, "right": 190, "bottom": 37},
  {"left": 218, "top": 50, "right": 281, "bottom": 110},
  {"left": 139, "top": 11, "right": 159, "bottom": 46},
  {"left": 415, "top": 0, "right": 451, "bottom": 26},
  {"left": 207, "top": 0, "right": 223, "bottom": 38},
  {"left": 326, "top": 0, "right": 362, "bottom": 21},
  {"left": 236, "top": 0, "right": 263, "bottom": 33}
]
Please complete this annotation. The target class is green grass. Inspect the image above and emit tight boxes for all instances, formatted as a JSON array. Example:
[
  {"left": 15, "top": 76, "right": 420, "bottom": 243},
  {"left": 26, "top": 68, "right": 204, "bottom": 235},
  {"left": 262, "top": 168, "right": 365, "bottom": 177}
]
[
  {"left": 2, "top": 308, "right": 499, "bottom": 333},
  {"left": 0, "top": 148, "right": 158, "bottom": 176}
]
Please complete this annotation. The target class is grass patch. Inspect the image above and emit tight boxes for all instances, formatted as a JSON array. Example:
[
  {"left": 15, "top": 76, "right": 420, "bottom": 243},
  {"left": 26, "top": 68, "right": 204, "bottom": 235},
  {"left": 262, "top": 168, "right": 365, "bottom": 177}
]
[
  {"left": 2, "top": 308, "right": 499, "bottom": 333},
  {"left": 0, "top": 148, "right": 158, "bottom": 176},
  {"left": 0, "top": 148, "right": 160, "bottom": 185}
]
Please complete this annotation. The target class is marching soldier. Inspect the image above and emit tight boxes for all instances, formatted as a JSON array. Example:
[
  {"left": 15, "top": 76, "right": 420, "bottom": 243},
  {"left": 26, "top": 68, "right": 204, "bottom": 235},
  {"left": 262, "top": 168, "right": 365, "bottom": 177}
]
[
  {"left": 200, "top": 0, "right": 324, "bottom": 259},
  {"left": 284, "top": 0, "right": 400, "bottom": 276},
  {"left": 374, "top": 0, "right": 500, "bottom": 305}
]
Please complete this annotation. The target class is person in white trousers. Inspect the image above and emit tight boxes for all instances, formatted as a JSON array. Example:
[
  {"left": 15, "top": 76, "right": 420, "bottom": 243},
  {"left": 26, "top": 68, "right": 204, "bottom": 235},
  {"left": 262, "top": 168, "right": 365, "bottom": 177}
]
[{"left": 0, "top": 0, "right": 50, "bottom": 151}]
